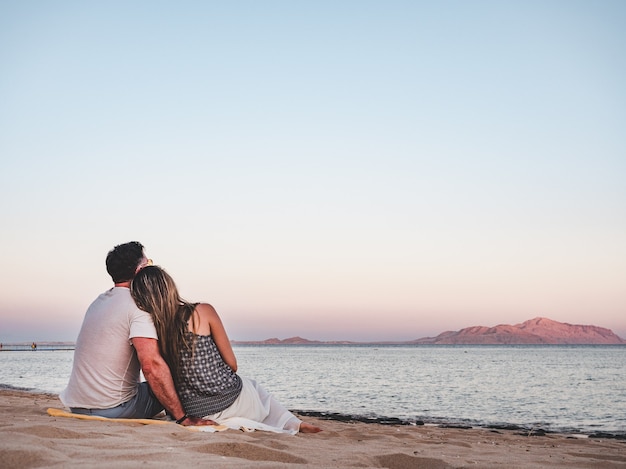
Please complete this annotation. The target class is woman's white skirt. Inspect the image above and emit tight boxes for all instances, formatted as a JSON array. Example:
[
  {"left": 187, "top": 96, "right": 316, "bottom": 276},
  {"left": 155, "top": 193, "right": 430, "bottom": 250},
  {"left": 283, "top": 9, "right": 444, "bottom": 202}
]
[{"left": 202, "top": 377, "right": 301, "bottom": 435}]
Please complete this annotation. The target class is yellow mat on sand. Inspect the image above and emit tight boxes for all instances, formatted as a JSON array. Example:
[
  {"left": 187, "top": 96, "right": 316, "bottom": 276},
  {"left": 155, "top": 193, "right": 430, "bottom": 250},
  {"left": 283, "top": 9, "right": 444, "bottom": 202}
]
[{"left": 46, "top": 408, "right": 228, "bottom": 432}]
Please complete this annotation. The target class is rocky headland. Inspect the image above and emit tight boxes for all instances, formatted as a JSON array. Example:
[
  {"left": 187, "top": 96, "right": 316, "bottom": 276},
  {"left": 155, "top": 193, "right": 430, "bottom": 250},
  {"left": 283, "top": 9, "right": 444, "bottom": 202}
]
[{"left": 231, "top": 317, "right": 625, "bottom": 345}]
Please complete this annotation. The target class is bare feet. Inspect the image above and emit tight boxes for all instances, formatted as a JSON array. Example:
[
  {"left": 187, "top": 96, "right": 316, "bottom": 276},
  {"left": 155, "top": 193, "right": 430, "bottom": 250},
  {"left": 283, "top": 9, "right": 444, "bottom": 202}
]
[{"left": 299, "top": 422, "right": 322, "bottom": 433}]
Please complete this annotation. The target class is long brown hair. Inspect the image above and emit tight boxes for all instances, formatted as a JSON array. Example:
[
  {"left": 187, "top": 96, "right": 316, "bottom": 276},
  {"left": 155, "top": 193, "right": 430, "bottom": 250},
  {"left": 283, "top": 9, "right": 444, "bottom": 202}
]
[{"left": 130, "top": 265, "right": 197, "bottom": 384}]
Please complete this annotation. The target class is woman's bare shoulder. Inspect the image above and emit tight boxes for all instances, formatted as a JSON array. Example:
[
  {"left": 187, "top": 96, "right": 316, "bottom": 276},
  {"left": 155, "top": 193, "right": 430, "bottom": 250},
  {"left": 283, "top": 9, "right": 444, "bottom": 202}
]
[
  {"left": 189, "top": 303, "right": 219, "bottom": 335},
  {"left": 194, "top": 303, "right": 219, "bottom": 319}
]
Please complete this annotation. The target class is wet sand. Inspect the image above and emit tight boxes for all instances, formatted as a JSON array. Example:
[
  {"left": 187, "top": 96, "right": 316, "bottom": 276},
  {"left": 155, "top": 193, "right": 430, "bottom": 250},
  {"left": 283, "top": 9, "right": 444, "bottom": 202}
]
[{"left": 1, "top": 389, "right": 624, "bottom": 468}]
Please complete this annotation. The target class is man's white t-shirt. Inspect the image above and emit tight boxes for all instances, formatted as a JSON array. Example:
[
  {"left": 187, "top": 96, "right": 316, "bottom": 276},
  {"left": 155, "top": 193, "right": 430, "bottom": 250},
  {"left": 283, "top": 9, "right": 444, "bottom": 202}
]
[{"left": 60, "top": 287, "right": 158, "bottom": 409}]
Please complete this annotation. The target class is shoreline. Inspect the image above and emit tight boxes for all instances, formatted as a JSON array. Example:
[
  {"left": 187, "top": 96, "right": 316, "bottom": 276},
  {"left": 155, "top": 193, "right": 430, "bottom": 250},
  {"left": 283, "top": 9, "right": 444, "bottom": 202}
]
[
  {"left": 2, "top": 389, "right": 625, "bottom": 468},
  {"left": 293, "top": 410, "right": 626, "bottom": 440},
  {"left": 2, "top": 384, "right": 625, "bottom": 440}
]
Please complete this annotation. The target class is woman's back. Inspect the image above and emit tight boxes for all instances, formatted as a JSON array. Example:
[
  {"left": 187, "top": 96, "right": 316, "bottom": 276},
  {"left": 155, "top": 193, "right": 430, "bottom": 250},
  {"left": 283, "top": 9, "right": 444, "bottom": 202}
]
[{"left": 177, "top": 333, "right": 243, "bottom": 417}]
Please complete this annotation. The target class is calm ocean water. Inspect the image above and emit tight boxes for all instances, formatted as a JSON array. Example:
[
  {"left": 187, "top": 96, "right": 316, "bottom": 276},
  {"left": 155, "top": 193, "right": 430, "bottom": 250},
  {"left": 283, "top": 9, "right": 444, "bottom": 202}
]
[{"left": 1, "top": 345, "right": 624, "bottom": 436}]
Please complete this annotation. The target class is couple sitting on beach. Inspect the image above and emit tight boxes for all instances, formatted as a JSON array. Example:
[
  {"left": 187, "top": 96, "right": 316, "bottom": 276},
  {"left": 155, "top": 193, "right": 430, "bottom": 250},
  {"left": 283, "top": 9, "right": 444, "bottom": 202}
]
[{"left": 60, "top": 242, "right": 320, "bottom": 434}]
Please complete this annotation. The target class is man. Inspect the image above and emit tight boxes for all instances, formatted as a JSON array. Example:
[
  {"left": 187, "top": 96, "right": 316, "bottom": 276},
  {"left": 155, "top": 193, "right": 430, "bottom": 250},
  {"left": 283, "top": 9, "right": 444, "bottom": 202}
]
[{"left": 60, "top": 241, "right": 211, "bottom": 426}]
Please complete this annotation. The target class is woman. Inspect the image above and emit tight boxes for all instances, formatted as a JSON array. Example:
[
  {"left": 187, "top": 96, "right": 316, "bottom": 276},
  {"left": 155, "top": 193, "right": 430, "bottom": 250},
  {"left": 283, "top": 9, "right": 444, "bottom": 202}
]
[{"left": 130, "top": 265, "right": 321, "bottom": 434}]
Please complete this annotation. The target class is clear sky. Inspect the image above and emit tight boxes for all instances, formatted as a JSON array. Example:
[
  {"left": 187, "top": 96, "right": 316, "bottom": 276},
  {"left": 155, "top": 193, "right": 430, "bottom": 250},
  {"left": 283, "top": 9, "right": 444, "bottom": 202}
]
[{"left": 1, "top": 1, "right": 624, "bottom": 343}]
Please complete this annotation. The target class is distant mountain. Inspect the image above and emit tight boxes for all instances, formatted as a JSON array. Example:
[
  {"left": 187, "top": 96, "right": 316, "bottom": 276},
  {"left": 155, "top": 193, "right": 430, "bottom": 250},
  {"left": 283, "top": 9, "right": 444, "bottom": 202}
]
[
  {"left": 231, "top": 318, "right": 625, "bottom": 345},
  {"left": 231, "top": 336, "right": 357, "bottom": 345},
  {"left": 412, "top": 317, "right": 625, "bottom": 345}
]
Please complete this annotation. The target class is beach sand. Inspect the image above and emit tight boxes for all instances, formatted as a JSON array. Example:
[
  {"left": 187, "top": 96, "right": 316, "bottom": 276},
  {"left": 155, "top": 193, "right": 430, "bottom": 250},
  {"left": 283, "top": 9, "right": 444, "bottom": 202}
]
[{"left": 1, "top": 390, "right": 624, "bottom": 468}]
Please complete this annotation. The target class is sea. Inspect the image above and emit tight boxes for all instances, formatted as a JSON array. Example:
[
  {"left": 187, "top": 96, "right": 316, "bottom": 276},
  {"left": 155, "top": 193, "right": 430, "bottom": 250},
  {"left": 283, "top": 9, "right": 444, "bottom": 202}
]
[{"left": 1, "top": 344, "right": 625, "bottom": 437}]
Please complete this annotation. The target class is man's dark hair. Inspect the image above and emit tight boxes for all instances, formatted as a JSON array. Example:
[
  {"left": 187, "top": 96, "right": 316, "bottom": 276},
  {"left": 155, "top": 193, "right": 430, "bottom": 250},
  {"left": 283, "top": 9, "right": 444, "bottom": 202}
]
[{"left": 106, "top": 241, "right": 145, "bottom": 283}]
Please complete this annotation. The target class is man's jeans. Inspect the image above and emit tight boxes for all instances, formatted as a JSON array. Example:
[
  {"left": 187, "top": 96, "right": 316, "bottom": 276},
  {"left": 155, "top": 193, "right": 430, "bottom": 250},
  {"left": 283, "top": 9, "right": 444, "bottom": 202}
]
[{"left": 70, "top": 382, "right": 164, "bottom": 419}]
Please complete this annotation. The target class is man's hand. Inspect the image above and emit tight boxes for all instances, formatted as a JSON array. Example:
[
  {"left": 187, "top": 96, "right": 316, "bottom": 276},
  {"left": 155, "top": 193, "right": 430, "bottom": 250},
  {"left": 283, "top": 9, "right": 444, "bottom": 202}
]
[{"left": 180, "top": 416, "right": 217, "bottom": 426}]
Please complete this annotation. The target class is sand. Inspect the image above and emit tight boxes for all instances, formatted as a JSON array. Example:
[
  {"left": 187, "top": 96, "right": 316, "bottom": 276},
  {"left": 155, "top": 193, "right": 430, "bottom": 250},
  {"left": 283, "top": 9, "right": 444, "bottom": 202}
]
[{"left": 1, "top": 390, "right": 624, "bottom": 468}]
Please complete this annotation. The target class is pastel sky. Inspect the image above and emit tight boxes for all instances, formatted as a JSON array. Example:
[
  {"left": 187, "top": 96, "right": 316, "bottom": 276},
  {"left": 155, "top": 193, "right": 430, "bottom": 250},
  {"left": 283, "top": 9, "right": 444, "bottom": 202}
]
[{"left": 1, "top": 1, "right": 624, "bottom": 343}]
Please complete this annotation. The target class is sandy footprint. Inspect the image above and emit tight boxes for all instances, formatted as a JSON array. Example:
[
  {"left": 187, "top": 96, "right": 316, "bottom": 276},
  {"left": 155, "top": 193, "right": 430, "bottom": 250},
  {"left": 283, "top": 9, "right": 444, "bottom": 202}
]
[
  {"left": 377, "top": 453, "right": 454, "bottom": 469},
  {"left": 253, "top": 438, "right": 290, "bottom": 451},
  {"left": 192, "top": 442, "right": 307, "bottom": 464},
  {"left": 0, "top": 449, "right": 56, "bottom": 469},
  {"left": 568, "top": 452, "right": 626, "bottom": 464},
  {"left": 10, "top": 425, "right": 93, "bottom": 440}
]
